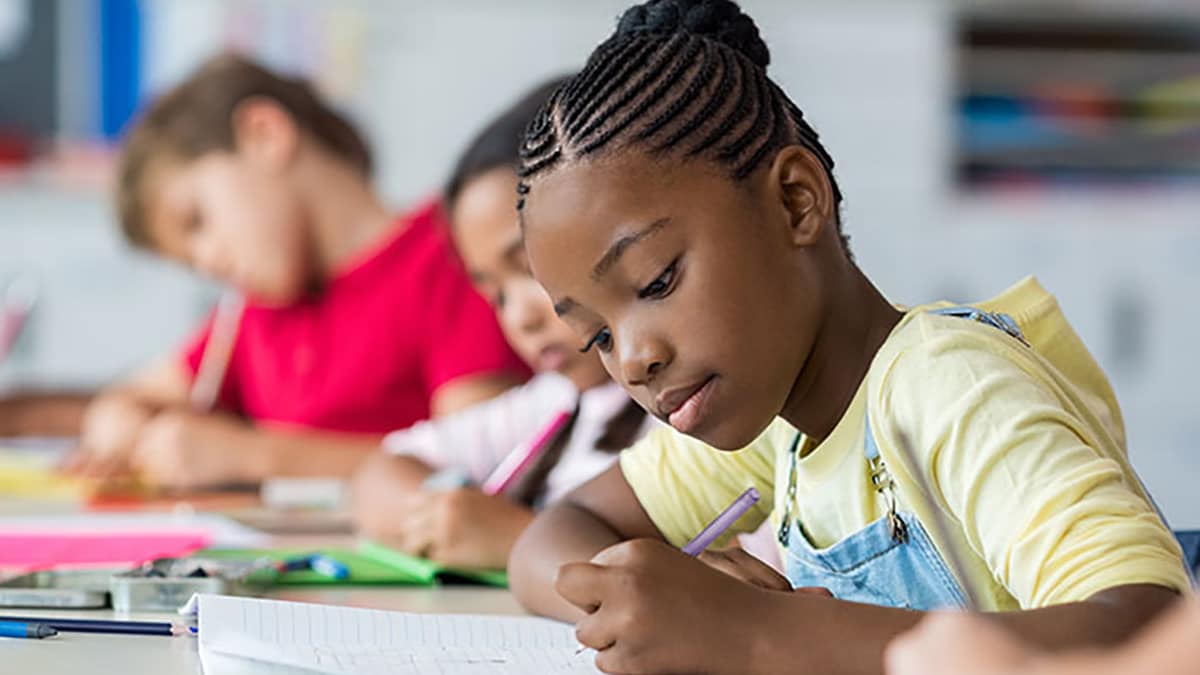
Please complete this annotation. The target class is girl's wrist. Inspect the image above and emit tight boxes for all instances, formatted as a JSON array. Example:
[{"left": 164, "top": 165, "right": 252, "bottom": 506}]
[{"left": 742, "top": 587, "right": 808, "bottom": 675}]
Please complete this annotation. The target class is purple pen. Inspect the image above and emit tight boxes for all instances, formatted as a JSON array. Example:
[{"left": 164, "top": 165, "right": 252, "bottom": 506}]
[{"left": 681, "top": 486, "right": 761, "bottom": 556}]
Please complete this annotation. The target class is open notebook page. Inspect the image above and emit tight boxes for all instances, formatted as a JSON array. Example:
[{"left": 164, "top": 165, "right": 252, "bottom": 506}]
[{"left": 197, "top": 594, "right": 602, "bottom": 675}]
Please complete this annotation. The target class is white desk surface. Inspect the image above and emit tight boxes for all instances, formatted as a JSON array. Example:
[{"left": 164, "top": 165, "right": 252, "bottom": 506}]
[{"left": 3, "top": 586, "right": 527, "bottom": 674}]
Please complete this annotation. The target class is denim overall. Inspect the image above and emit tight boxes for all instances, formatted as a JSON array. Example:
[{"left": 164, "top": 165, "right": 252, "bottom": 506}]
[{"left": 776, "top": 307, "right": 1028, "bottom": 610}]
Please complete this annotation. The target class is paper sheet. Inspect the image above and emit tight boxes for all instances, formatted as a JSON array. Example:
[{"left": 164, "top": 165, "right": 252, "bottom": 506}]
[{"left": 197, "top": 595, "right": 601, "bottom": 675}]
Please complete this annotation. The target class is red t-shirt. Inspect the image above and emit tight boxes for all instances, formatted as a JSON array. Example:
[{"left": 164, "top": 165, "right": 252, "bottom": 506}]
[{"left": 182, "top": 200, "right": 528, "bottom": 434}]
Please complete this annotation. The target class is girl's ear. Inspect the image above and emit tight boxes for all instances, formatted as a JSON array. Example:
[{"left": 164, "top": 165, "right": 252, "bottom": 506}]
[
  {"left": 230, "top": 97, "right": 299, "bottom": 172},
  {"left": 768, "top": 145, "right": 834, "bottom": 249}
]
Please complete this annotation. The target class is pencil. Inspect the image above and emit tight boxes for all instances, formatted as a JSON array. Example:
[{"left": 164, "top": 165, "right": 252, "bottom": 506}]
[
  {"left": 481, "top": 410, "right": 573, "bottom": 496},
  {"left": 189, "top": 290, "right": 244, "bottom": 412},
  {"left": 0, "top": 615, "right": 192, "bottom": 637}
]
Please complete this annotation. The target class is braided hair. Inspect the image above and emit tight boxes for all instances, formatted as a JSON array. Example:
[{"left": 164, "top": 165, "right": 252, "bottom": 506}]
[{"left": 517, "top": 0, "right": 848, "bottom": 251}]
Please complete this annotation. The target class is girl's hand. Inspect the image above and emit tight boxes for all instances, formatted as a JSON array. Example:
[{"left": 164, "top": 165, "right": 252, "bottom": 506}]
[
  {"left": 556, "top": 538, "right": 784, "bottom": 675},
  {"left": 131, "top": 410, "right": 264, "bottom": 490},
  {"left": 385, "top": 488, "right": 534, "bottom": 569},
  {"left": 886, "top": 612, "right": 1040, "bottom": 675},
  {"left": 699, "top": 546, "right": 794, "bottom": 592}
]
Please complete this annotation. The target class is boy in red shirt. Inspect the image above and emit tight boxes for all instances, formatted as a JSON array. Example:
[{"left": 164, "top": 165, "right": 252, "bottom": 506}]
[{"left": 67, "top": 55, "right": 527, "bottom": 489}]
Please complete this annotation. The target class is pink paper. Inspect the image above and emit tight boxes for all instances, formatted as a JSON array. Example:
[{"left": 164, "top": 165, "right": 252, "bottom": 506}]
[{"left": 0, "top": 532, "right": 210, "bottom": 570}]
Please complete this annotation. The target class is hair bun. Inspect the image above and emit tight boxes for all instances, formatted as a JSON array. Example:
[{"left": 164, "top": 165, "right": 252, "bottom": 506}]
[{"left": 615, "top": 0, "right": 770, "bottom": 69}]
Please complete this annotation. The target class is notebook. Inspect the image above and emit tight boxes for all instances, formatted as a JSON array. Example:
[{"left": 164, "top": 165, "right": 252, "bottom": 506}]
[
  {"left": 197, "top": 594, "right": 601, "bottom": 674},
  {"left": 197, "top": 542, "right": 508, "bottom": 588},
  {"left": 0, "top": 513, "right": 266, "bottom": 571}
]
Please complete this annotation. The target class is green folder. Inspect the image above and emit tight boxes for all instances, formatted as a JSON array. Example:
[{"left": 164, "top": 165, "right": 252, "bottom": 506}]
[{"left": 197, "top": 542, "right": 507, "bottom": 588}]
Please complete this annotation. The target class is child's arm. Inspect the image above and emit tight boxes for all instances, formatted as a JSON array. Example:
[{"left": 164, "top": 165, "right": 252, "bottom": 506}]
[
  {"left": 508, "top": 463, "right": 669, "bottom": 621},
  {"left": 128, "top": 411, "right": 382, "bottom": 489},
  {"left": 886, "top": 599, "right": 1200, "bottom": 675},
  {"left": 0, "top": 390, "right": 93, "bottom": 436},
  {"left": 68, "top": 357, "right": 192, "bottom": 477},
  {"left": 559, "top": 540, "right": 1178, "bottom": 675},
  {"left": 429, "top": 372, "right": 525, "bottom": 417}
]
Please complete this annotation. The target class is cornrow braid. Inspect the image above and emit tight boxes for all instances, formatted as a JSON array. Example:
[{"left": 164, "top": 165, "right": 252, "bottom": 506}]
[{"left": 517, "top": 0, "right": 848, "bottom": 253}]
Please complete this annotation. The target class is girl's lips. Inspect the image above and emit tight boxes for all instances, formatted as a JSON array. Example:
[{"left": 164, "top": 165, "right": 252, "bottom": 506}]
[
  {"left": 536, "top": 344, "right": 568, "bottom": 371},
  {"left": 659, "top": 376, "right": 717, "bottom": 434}
]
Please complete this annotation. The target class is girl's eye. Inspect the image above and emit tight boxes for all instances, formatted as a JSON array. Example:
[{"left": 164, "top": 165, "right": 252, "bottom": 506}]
[
  {"left": 637, "top": 259, "right": 679, "bottom": 300},
  {"left": 580, "top": 327, "right": 613, "bottom": 354}
]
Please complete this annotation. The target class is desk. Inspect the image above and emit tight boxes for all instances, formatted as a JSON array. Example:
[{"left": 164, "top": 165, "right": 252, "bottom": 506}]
[{"left": 3, "top": 586, "right": 527, "bottom": 674}]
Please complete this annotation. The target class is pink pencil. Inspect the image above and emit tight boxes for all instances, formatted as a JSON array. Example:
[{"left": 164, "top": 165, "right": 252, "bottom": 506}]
[{"left": 481, "top": 410, "right": 573, "bottom": 496}]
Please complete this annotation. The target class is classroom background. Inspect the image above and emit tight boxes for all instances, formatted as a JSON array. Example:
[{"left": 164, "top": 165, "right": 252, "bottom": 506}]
[{"left": 1, "top": 0, "right": 1198, "bottom": 526}]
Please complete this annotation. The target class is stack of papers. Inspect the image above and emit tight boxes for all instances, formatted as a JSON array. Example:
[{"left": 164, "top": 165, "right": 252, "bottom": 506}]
[{"left": 198, "top": 595, "right": 602, "bottom": 674}]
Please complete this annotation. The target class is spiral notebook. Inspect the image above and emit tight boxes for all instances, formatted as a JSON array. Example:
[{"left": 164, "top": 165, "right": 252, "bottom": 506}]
[{"left": 197, "top": 595, "right": 601, "bottom": 675}]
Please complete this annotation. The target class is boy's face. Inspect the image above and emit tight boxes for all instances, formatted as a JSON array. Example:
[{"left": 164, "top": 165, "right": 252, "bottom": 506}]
[
  {"left": 452, "top": 168, "right": 609, "bottom": 392},
  {"left": 142, "top": 152, "right": 314, "bottom": 304},
  {"left": 522, "top": 153, "right": 824, "bottom": 450}
]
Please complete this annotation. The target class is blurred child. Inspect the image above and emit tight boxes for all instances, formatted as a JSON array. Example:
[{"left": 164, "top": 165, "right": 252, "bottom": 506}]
[
  {"left": 67, "top": 54, "right": 528, "bottom": 490},
  {"left": 505, "top": 1, "right": 1190, "bottom": 673},
  {"left": 352, "top": 77, "right": 655, "bottom": 570}
]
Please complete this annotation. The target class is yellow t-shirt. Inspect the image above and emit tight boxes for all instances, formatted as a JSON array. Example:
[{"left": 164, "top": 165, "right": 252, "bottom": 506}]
[{"left": 620, "top": 278, "right": 1189, "bottom": 610}]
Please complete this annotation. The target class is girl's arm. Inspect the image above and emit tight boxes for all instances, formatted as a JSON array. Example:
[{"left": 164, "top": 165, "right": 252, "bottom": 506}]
[
  {"left": 508, "top": 463, "right": 665, "bottom": 622},
  {"left": 430, "top": 373, "right": 524, "bottom": 417},
  {"left": 748, "top": 582, "right": 1177, "bottom": 675}
]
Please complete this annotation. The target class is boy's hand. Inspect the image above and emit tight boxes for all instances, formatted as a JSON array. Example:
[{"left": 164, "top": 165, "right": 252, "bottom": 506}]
[
  {"left": 131, "top": 410, "right": 263, "bottom": 490},
  {"left": 557, "top": 538, "right": 785, "bottom": 675},
  {"left": 383, "top": 488, "right": 534, "bottom": 569},
  {"left": 65, "top": 394, "right": 155, "bottom": 479},
  {"left": 886, "top": 612, "right": 1040, "bottom": 675}
]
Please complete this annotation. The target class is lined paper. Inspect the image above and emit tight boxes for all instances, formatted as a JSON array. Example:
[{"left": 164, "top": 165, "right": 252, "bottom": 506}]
[{"left": 198, "top": 595, "right": 601, "bottom": 675}]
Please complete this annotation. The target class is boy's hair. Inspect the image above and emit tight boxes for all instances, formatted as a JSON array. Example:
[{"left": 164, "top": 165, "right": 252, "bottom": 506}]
[
  {"left": 443, "top": 75, "right": 571, "bottom": 215},
  {"left": 116, "top": 53, "right": 372, "bottom": 248},
  {"left": 517, "top": 0, "right": 848, "bottom": 251}
]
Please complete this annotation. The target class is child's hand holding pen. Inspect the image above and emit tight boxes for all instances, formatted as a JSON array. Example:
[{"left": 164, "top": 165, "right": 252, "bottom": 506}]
[
  {"left": 131, "top": 409, "right": 260, "bottom": 490},
  {"left": 558, "top": 537, "right": 783, "bottom": 675}
]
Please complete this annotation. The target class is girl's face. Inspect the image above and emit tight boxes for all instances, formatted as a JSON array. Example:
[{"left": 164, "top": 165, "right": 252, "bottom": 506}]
[
  {"left": 452, "top": 168, "right": 610, "bottom": 392},
  {"left": 143, "top": 151, "right": 315, "bottom": 305},
  {"left": 522, "top": 153, "right": 827, "bottom": 450}
]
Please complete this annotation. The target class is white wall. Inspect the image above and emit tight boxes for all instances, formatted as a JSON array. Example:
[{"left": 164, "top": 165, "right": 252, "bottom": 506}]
[{"left": 3, "top": 0, "right": 1197, "bottom": 524}]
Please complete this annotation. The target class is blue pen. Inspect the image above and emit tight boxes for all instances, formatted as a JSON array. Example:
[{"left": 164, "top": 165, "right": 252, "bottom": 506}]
[
  {"left": 309, "top": 554, "right": 350, "bottom": 580},
  {"left": 271, "top": 554, "right": 319, "bottom": 576},
  {"left": 0, "top": 620, "right": 58, "bottom": 639}
]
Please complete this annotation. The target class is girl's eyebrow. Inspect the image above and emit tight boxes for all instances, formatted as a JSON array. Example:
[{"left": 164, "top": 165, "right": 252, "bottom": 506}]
[
  {"left": 553, "top": 298, "right": 576, "bottom": 317},
  {"left": 591, "top": 217, "right": 671, "bottom": 280}
]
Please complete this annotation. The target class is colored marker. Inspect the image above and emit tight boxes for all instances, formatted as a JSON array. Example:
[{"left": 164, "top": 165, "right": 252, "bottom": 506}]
[
  {"left": 268, "top": 554, "right": 319, "bottom": 576},
  {"left": 309, "top": 554, "right": 350, "bottom": 580},
  {"left": 681, "top": 486, "right": 761, "bottom": 556},
  {"left": 482, "top": 410, "right": 573, "bottom": 496},
  {"left": 0, "top": 620, "right": 57, "bottom": 639}
]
